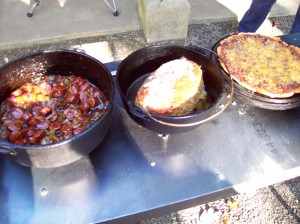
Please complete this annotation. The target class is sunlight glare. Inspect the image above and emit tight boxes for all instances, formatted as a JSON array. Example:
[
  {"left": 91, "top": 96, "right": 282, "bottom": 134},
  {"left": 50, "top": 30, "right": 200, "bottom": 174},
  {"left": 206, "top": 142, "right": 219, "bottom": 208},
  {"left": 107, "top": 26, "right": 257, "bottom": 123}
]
[
  {"left": 58, "top": 0, "right": 68, "bottom": 7},
  {"left": 20, "top": 0, "right": 30, "bottom": 6},
  {"left": 233, "top": 155, "right": 285, "bottom": 193},
  {"left": 256, "top": 20, "right": 284, "bottom": 36},
  {"left": 72, "top": 41, "right": 114, "bottom": 63},
  {"left": 162, "top": 154, "right": 195, "bottom": 177}
]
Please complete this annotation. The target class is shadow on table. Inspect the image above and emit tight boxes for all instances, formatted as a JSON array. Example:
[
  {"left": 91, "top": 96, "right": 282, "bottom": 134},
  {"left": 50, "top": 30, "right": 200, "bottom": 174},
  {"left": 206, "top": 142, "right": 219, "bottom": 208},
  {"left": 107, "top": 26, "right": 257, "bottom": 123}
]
[{"left": 0, "top": 157, "right": 34, "bottom": 224}]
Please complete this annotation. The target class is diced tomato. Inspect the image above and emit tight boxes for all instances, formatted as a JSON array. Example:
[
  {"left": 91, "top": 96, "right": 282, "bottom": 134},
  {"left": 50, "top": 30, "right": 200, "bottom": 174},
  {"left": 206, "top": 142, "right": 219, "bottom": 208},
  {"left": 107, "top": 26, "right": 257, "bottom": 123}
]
[
  {"left": 88, "top": 97, "right": 100, "bottom": 108},
  {"left": 40, "top": 106, "right": 52, "bottom": 116},
  {"left": 79, "top": 83, "right": 92, "bottom": 92},
  {"left": 79, "top": 102, "right": 90, "bottom": 113},
  {"left": 73, "top": 76, "right": 85, "bottom": 86}
]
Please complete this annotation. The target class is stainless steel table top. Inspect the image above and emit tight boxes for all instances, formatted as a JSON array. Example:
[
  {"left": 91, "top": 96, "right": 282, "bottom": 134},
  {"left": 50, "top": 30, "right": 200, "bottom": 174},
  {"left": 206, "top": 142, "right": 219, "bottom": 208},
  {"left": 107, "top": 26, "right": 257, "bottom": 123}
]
[{"left": 1, "top": 33, "right": 300, "bottom": 224}]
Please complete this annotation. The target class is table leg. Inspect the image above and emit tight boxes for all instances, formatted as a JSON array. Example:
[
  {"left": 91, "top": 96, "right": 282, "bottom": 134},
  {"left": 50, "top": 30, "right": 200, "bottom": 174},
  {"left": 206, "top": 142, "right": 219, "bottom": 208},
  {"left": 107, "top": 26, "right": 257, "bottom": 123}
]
[
  {"left": 104, "top": 0, "right": 119, "bottom": 16},
  {"left": 27, "top": 0, "right": 41, "bottom": 17}
]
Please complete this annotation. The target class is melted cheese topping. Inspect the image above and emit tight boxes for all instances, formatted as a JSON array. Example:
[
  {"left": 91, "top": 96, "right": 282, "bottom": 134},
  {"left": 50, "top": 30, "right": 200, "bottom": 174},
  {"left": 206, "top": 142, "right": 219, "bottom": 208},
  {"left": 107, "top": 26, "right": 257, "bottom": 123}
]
[
  {"left": 140, "top": 58, "right": 202, "bottom": 110},
  {"left": 218, "top": 33, "right": 300, "bottom": 97}
]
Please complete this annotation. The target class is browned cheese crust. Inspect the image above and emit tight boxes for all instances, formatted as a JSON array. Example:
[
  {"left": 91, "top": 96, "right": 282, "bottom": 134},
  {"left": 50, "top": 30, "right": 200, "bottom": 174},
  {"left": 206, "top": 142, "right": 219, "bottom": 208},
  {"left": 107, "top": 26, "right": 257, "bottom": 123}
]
[
  {"left": 217, "top": 33, "right": 300, "bottom": 98},
  {"left": 135, "top": 57, "right": 203, "bottom": 116}
]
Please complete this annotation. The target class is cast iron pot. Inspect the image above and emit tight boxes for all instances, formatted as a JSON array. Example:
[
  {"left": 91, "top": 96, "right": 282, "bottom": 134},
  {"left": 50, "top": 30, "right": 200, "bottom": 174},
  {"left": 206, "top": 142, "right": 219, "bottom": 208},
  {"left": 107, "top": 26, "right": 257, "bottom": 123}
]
[
  {"left": 116, "top": 45, "right": 233, "bottom": 134},
  {"left": 211, "top": 33, "right": 300, "bottom": 110},
  {"left": 0, "top": 50, "right": 115, "bottom": 168}
]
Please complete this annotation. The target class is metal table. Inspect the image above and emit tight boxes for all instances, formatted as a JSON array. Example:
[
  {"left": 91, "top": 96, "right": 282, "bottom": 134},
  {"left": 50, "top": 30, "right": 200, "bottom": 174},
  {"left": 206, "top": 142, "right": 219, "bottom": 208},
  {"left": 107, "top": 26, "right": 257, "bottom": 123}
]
[{"left": 1, "top": 33, "right": 300, "bottom": 224}]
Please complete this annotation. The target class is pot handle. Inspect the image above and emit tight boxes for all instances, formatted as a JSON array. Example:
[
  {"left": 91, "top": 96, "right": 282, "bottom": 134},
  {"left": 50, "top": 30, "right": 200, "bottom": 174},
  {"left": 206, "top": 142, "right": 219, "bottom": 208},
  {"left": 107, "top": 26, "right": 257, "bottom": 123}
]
[
  {"left": 127, "top": 101, "right": 152, "bottom": 121},
  {"left": 0, "top": 143, "right": 17, "bottom": 156},
  {"left": 143, "top": 84, "right": 233, "bottom": 127},
  {"left": 135, "top": 46, "right": 234, "bottom": 127}
]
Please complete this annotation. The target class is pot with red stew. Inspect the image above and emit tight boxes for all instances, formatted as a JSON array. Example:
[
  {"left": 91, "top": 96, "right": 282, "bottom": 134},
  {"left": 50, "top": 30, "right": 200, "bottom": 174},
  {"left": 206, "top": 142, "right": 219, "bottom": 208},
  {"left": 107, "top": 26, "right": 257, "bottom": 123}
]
[{"left": 0, "top": 50, "right": 114, "bottom": 168}]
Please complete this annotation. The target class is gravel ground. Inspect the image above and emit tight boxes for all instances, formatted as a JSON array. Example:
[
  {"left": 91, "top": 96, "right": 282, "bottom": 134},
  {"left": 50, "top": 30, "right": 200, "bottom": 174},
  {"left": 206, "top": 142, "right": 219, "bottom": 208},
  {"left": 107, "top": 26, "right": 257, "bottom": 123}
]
[
  {"left": 140, "top": 177, "right": 300, "bottom": 224},
  {"left": 0, "top": 16, "right": 299, "bottom": 224}
]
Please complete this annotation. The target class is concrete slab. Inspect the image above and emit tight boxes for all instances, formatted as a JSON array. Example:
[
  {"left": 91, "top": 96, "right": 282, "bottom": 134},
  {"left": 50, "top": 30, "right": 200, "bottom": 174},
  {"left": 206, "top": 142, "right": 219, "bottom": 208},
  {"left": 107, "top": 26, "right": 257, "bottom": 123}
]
[
  {"left": 138, "top": 0, "right": 190, "bottom": 42},
  {"left": 0, "top": 0, "right": 141, "bottom": 49},
  {"left": 0, "top": 0, "right": 298, "bottom": 50}
]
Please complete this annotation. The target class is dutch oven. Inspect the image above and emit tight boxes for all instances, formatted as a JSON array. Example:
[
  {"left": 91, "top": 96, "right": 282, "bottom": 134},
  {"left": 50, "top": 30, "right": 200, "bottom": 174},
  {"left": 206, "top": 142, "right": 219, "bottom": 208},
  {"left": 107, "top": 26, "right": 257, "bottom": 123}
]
[
  {"left": 0, "top": 50, "right": 115, "bottom": 168},
  {"left": 116, "top": 45, "right": 233, "bottom": 134}
]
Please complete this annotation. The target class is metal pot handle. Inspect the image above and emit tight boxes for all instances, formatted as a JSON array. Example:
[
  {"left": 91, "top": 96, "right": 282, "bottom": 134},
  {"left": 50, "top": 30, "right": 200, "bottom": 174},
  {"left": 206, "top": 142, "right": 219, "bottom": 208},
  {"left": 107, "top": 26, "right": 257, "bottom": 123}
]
[
  {"left": 0, "top": 143, "right": 17, "bottom": 156},
  {"left": 127, "top": 101, "right": 152, "bottom": 121},
  {"left": 134, "top": 46, "right": 234, "bottom": 127}
]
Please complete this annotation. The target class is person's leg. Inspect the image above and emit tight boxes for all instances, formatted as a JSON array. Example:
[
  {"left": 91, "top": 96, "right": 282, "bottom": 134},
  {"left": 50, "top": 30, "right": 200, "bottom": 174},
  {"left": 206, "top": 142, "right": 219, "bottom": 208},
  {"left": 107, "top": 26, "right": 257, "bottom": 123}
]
[
  {"left": 290, "top": 5, "right": 300, "bottom": 33},
  {"left": 238, "top": 0, "right": 276, "bottom": 32}
]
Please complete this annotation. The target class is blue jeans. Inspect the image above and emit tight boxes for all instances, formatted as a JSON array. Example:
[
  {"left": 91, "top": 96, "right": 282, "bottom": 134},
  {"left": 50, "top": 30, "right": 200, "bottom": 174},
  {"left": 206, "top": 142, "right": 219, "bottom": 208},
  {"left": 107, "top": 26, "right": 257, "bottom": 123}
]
[
  {"left": 238, "top": 0, "right": 300, "bottom": 34},
  {"left": 291, "top": 5, "right": 300, "bottom": 33}
]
